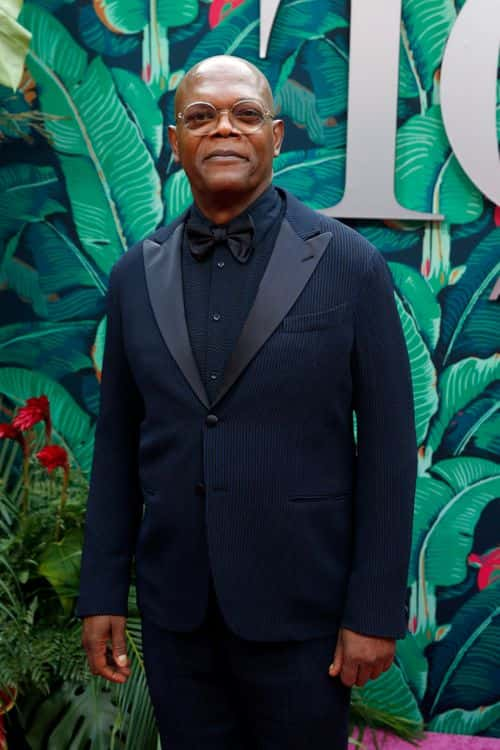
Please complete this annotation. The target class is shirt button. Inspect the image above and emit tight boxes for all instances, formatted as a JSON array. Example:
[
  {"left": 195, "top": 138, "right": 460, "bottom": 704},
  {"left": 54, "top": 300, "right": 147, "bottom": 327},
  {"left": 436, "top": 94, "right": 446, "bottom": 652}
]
[
  {"left": 212, "top": 312, "right": 221, "bottom": 321},
  {"left": 217, "top": 261, "right": 225, "bottom": 268},
  {"left": 205, "top": 414, "right": 219, "bottom": 426},
  {"left": 210, "top": 373, "right": 217, "bottom": 380}
]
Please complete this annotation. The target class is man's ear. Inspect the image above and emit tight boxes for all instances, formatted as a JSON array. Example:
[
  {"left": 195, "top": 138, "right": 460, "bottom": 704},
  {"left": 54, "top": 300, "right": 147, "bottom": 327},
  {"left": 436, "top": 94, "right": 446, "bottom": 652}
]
[
  {"left": 272, "top": 119, "right": 284, "bottom": 157},
  {"left": 167, "top": 124, "right": 180, "bottom": 163}
]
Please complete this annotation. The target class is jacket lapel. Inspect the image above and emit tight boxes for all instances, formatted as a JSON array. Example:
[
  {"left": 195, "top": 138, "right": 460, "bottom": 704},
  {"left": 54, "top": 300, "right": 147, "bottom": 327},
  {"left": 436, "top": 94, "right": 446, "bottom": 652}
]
[
  {"left": 143, "top": 220, "right": 212, "bottom": 409},
  {"left": 142, "top": 202, "right": 332, "bottom": 410},
  {"left": 210, "top": 220, "right": 331, "bottom": 408}
]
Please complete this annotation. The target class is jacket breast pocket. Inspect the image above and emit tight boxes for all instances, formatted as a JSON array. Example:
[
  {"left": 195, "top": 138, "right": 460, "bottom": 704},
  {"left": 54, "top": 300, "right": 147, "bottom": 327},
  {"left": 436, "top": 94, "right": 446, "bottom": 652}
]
[
  {"left": 281, "top": 302, "right": 350, "bottom": 333},
  {"left": 288, "top": 491, "right": 351, "bottom": 504}
]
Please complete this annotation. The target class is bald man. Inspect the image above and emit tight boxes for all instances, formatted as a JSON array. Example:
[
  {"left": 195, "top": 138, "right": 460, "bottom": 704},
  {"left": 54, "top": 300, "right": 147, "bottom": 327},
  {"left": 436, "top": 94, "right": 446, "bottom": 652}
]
[{"left": 77, "top": 55, "right": 417, "bottom": 749}]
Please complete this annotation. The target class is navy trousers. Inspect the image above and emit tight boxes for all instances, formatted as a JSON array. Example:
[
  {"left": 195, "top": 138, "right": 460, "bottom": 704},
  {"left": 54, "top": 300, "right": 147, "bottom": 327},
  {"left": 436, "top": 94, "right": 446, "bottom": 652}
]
[{"left": 141, "top": 571, "right": 352, "bottom": 749}]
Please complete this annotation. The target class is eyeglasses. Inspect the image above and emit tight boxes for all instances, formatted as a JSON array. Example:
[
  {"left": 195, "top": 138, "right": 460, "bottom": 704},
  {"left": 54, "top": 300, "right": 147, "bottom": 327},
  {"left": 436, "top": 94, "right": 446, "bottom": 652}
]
[{"left": 176, "top": 99, "right": 275, "bottom": 135}]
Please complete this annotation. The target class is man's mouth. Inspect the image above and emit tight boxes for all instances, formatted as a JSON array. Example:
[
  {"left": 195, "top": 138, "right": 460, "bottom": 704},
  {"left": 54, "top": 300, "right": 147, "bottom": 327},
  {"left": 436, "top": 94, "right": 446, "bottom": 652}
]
[{"left": 204, "top": 150, "right": 248, "bottom": 161}]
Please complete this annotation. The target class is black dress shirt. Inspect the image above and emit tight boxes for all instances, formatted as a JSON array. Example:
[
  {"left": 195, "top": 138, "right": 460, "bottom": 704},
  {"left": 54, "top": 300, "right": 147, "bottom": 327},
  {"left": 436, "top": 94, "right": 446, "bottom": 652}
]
[{"left": 182, "top": 184, "right": 286, "bottom": 404}]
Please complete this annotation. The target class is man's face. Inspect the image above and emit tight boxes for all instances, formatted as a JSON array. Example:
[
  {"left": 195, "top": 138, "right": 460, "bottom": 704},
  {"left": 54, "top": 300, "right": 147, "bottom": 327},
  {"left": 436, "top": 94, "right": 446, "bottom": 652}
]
[{"left": 168, "top": 68, "right": 284, "bottom": 199}]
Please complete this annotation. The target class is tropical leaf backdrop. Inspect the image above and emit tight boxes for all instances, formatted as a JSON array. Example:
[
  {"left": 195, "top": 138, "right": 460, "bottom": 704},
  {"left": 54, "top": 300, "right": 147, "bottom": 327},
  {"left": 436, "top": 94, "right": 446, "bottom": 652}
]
[{"left": 0, "top": 0, "right": 499, "bottom": 745}]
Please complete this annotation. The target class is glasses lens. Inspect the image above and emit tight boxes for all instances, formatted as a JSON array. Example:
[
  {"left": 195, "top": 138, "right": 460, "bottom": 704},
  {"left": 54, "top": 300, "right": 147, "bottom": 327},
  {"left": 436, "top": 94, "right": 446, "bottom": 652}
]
[
  {"left": 231, "top": 102, "right": 266, "bottom": 132},
  {"left": 183, "top": 103, "right": 217, "bottom": 131}
]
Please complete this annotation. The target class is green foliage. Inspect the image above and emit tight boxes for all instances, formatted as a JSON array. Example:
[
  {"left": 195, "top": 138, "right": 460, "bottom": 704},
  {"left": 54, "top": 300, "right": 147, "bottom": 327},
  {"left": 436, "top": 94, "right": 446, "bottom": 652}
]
[
  {"left": 20, "top": 3, "right": 163, "bottom": 274},
  {"left": 0, "top": 399, "right": 160, "bottom": 747}
]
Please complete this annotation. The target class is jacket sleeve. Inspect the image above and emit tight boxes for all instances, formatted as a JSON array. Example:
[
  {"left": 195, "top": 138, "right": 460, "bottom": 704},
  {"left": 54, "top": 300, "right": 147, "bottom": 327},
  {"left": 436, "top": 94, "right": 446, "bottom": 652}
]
[
  {"left": 340, "top": 248, "right": 417, "bottom": 639},
  {"left": 75, "top": 261, "right": 144, "bottom": 618}
]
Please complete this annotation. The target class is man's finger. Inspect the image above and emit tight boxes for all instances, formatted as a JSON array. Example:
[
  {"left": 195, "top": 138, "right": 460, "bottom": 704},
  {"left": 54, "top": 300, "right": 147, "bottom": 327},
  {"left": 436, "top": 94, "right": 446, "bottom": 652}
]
[
  {"left": 111, "top": 617, "right": 130, "bottom": 672},
  {"left": 355, "top": 663, "right": 373, "bottom": 687},
  {"left": 87, "top": 639, "right": 127, "bottom": 683},
  {"left": 328, "top": 630, "right": 344, "bottom": 676},
  {"left": 340, "top": 656, "right": 359, "bottom": 688}
]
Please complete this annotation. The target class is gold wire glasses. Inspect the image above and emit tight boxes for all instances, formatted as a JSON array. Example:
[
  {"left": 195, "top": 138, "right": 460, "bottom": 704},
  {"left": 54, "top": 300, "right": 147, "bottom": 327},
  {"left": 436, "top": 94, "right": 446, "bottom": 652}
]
[{"left": 176, "top": 99, "right": 275, "bottom": 135}]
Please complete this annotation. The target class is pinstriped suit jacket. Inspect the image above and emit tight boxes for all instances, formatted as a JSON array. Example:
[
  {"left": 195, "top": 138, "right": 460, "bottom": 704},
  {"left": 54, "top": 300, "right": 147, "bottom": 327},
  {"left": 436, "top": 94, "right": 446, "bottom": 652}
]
[{"left": 76, "top": 189, "right": 417, "bottom": 640}]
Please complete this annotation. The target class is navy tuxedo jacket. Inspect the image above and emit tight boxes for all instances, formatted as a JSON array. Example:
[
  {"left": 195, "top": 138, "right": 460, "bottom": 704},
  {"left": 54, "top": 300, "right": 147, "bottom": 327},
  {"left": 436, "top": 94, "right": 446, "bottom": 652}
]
[{"left": 76, "top": 189, "right": 417, "bottom": 641}]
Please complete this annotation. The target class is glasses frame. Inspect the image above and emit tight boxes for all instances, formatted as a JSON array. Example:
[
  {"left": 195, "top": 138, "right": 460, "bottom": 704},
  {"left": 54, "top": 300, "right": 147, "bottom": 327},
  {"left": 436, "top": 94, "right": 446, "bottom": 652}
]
[{"left": 175, "top": 98, "right": 276, "bottom": 136}]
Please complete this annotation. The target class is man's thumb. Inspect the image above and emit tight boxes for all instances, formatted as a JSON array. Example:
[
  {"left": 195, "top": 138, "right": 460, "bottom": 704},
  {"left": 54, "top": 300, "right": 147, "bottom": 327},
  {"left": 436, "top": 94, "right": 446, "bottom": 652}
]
[
  {"left": 329, "top": 631, "right": 344, "bottom": 676},
  {"left": 111, "top": 619, "right": 128, "bottom": 667}
]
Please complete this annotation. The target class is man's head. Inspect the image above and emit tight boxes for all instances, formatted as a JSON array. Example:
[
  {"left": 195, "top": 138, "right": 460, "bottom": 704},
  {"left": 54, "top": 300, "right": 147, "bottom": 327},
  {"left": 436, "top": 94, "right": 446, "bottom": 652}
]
[{"left": 168, "top": 55, "right": 284, "bottom": 208}]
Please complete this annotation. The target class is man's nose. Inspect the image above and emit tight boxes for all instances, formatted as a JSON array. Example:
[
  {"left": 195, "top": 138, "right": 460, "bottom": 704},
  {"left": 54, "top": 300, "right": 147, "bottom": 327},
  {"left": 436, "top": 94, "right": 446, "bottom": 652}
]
[{"left": 213, "top": 110, "right": 237, "bottom": 136}]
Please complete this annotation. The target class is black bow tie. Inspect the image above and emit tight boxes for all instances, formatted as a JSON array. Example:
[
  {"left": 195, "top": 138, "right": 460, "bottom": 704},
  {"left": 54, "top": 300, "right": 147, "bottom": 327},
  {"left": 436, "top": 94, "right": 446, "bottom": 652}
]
[{"left": 186, "top": 213, "right": 255, "bottom": 264}]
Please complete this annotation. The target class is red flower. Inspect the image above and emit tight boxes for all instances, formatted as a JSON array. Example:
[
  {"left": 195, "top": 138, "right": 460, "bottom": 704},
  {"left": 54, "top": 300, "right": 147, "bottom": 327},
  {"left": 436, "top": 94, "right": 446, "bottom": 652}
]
[
  {"left": 13, "top": 395, "right": 51, "bottom": 440},
  {"left": 209, "top": 0, "right": 246, "bottom": 28},
  {"left": 468, "top": 547, "right": 500, "bottom": 590},
  {"left": 36, "top": 444, "right": 69, "bottom": 474},
  {"left": 0, "top": 422, "right": 27, "bottom": 454}
]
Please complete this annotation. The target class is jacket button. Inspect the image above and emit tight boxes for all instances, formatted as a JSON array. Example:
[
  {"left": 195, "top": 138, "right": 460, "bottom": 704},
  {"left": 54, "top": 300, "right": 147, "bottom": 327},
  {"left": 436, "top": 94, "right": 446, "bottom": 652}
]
[
  {"left": 205, "top": 414, "right": 218, "bottom": 426},
  {"left": 195, "top": 482, "right": 206, "bottom": 496}
]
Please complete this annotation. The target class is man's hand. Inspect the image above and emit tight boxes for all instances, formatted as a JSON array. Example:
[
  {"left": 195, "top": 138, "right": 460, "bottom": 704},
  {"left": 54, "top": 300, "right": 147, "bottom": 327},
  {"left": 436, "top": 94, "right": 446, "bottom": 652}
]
[
  {"left": 328, "top": 626, "right": 395, "bottom": 687},
  {"left": 82, "top": 615, "right": 131, "bottom": 684}
]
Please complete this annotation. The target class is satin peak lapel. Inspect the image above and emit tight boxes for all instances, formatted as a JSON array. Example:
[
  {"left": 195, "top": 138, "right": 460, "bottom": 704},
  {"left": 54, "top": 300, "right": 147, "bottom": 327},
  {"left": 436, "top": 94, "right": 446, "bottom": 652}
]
[
  {"left": 143, "top": 225, "right": 211, "bottom": 409},
  {"left": 210, "top": 219, "right": 332, "bottom": 408},
  {"left": 143, "top": 218, "right": 332, "bottom": 411}
]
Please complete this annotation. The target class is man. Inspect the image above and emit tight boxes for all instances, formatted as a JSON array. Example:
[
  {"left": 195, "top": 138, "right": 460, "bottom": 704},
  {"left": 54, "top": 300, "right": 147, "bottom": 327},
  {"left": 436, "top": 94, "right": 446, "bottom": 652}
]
[{"left": 77, "top": 55, "right": 417, "bottom": 749}]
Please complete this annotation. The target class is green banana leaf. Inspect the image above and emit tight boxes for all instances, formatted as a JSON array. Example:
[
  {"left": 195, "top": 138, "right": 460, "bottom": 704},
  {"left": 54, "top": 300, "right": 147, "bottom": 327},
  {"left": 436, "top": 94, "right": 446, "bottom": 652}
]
[
  {"left": 21, "top": 220, "right": 107, "bottom": 297},
  {"left": 1, "top": 244, "right": 103, "bottom": 323},
  {"left": 96, "top": 0, "right": 198, "bottom": 34},
  {"left": 427, "top": 354, "right": 500, "bottom": 458},
  {"left": 440, "top": 381, "right": 500, "bottom": 458},
  {"left": 426, "top": 580, "right": 500, "bottom": 716},
  {"left": 394, "top": 631, "right": 430, "bottom": 703},
  {"left": 428, "top": 701, "right": 500, "bottom": 734},
  {"left": 354, "top": 222, "right": 422, "bottom": 253},
  {"left": 274, "top": 78, "right": 325, "bottom": 146},
  {"left": 20, "top": 3, "right": 163, "bottom": 274},
  {"left": 437, "top": 228, "right": 500, "bottom": 367},
  {"left": 0, "top": 163, "right": 65, "bottom": 254},
  {"left": 394, "top": 291, "right": 438, "bottom": 447},
  {"left": 163, "top": 168, "right": 192, "bottom": 222},
  {"left": 302, "top": 36, "right": 349, "bottom": 122},
  {"left": 389, "top": 261, "right": 441, "bottom": 353},
  {"left": 94, "top": 0, "right": 198, "bottom": 97},
  {"left": 92, "top": 316, "right": 107, "bottom": 377},
  {"left": 395, "top": 106, "right": 483, "bottom": 222},
  {"left": 351, "top": 662, "right": 423, "bottom": 738},
  {"left": 78, "top": 5, "right": 139, "bottom": 58},
  {"left": 452, "top": 206, "right": 494, "bottom": 242},
  {"left": 111, "top": 68, "right": 163, "bottom": 160},
  {"left": 0, "top": 367, "right": 95, "bottom": 475},
  {"left": 409, "top": 458, "right": 499, "bottom": 589},
  {"left": 473, "top": 413, "right": 500, "bottom": 455},
  {"left": 273, "top": 147, "right": 345, "bottom": 208},
  {"left": 0, "top": 320, "right": 95, "bottom": 378},
  {"left": 400, "top": 0, "right": 457, "bottom": 97}
]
